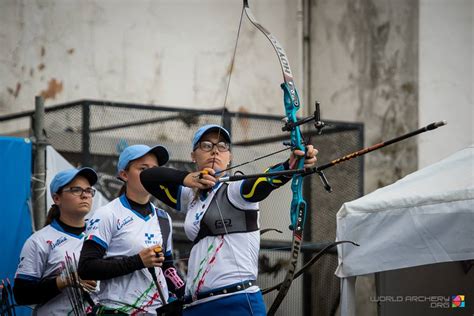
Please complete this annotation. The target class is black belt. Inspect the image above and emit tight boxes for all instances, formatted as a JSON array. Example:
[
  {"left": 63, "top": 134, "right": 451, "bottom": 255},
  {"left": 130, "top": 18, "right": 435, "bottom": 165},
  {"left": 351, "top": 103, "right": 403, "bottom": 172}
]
[{"left": 184, "top": 280, "right": 256, "bottom": 304}]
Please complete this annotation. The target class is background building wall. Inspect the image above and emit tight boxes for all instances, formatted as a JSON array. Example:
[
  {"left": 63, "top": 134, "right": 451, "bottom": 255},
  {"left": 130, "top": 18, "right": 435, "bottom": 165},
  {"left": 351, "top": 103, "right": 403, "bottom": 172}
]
[
  {"left": 310, "top": 0, "right": 419, "bottom": 194},
  {"left": 309, "top": 1, "right": 471, "bottom": 315},
  {"left": 3, "top": 0, "right": 470, "bottom": 182},
  {"left": 310, "top": 2, "right": 418, "bottom": 314},
  {"left": 0, "top": 0, "right": 303, "bottom": 131},
  {"left": 418, "top": 0, "right": 473, "bottom": 168}
]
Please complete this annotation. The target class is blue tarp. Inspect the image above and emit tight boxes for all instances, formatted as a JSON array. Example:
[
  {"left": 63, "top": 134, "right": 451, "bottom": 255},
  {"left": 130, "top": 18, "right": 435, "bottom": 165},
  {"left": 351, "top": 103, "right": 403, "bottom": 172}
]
[{"left": 0, "top": 136, "right": 33, "bottom": 315}]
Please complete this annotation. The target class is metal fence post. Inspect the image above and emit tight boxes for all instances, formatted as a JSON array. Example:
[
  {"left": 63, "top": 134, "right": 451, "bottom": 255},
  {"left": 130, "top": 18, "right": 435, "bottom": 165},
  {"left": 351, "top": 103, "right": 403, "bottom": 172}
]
[
  {"left": 82, "top": 101, "right": 91, "bottom": 166},
  {"left": 222, "top": 107, "right": 232, "bottom": 136},
  {"left": 32, "top": 96, "right": 47, "bottom": 230}
]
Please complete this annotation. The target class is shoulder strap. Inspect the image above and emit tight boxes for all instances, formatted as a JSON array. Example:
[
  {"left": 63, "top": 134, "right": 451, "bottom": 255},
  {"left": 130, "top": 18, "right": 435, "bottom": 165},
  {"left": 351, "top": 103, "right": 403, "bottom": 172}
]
[{"left": 155, "top": 208, "right": 171, "bottom": 254}]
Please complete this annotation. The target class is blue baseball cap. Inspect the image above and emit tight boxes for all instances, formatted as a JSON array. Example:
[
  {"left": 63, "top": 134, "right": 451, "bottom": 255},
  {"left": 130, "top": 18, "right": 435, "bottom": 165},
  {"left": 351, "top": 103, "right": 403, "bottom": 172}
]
[
  {"left": 192, "top": 124, "right": 231, "bottom": 150},
  {"left": 50, "top": 167, "right": 98, "bottom": 197},
  {"left": 117, "top": 144, "right": 169, "bottom": 174}
]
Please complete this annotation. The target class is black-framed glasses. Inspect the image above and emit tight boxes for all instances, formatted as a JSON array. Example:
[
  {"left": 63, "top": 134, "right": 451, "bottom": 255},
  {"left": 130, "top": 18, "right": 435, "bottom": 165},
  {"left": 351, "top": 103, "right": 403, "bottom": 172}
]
[
  {"left": 198, "top": 141, "right": 230, "bottom": 152},
  {"left": 62, "top": 186, "right": 96, "bottom": 197}
]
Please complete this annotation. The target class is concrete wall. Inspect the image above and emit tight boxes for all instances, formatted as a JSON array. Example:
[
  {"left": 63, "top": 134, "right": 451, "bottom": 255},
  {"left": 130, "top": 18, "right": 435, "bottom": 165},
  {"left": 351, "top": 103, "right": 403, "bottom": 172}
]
[
  {"left": 1, "top": 0, "right": 470, "bottom": 189},
  {"left": 0, "top": 0, "right": 302, "bottom": 130},
  {"left": 311, "top": 0, "right": 419, "bottom": 194},
  {"left": 309, "top": 2, "right": 471, "bottom": 315},
  {"left": 308, "top": 2, "right": 419, "bottom": 315},
  {"left": 418, "top": 0, "right": 473, "bottom": 168},
  {"left": 310, "top": 0, "right": 472, "bottom": 192}
]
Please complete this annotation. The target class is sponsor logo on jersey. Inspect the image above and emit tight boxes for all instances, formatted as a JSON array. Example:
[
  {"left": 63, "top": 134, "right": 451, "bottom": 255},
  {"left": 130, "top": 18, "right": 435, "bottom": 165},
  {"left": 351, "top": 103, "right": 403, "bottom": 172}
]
[
  {"left": 144, "top": 232, "right": 157, "bottom": 245},
  {"left": 46, "top": 236, "right": 68, "bottom": 250},
  {"left": 117, "top": 216, "right": 134, "bottom": 230},
  {"left": 193, "top": 210, "right": 205, "bottom": 226},
  {"left": 86, "top": 218, "right": 101, "bottom": 231}
]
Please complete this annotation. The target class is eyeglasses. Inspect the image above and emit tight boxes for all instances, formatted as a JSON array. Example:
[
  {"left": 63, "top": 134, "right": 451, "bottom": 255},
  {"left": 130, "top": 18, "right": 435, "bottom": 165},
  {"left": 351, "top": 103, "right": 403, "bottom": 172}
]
[
  {"left": 62, "top": 186, "right": 96, "bottom": 197},
  {"left": 197, "top": 141, "right": 230, "bottom": 152}
]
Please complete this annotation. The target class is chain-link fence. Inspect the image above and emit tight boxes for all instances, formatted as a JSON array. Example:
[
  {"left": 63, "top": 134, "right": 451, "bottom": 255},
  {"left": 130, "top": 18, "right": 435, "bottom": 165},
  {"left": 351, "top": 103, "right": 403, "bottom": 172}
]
[{"left": 0, "top": 100, "right": 363, "bottom": 315}]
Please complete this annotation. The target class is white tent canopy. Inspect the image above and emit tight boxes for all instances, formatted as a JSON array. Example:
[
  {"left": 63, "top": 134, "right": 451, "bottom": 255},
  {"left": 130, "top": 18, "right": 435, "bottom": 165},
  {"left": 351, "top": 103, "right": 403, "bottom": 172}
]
[{"left": 335, "top": 145, "right": 474, "bottom": 315}]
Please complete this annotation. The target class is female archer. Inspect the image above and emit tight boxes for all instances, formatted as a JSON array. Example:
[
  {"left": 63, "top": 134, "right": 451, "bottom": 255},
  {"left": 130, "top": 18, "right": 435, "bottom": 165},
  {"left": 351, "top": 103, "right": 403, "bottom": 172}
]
[
  {"left": 140, "top": 124, "right": 317, "bottom": 315},
  {"left": 78, "top": 144, "right": 185, "bottom": 314},
  {"left": 14, "top": 167, "right": 98, "bottom": 315}
]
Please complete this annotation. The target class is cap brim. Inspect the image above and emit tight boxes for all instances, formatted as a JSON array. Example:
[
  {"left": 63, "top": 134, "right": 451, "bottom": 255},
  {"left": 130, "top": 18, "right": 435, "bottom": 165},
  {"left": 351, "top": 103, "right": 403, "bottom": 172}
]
[
  {"left": 209, "top": 127, "right": 231, "bottom": 142},
  {"left": 76, "top": 167, "right": 98, "bottom": 186},
  {"left": 197, "top": 127, "right": 231, "bottom": 144},
  {"left": 148, "top": 145, "right": 169, "bottom": 166}
]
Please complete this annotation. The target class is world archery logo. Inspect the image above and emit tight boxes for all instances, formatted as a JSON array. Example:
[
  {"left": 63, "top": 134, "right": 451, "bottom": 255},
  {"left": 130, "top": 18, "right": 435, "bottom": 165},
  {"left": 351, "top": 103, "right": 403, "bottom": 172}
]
[
  {"left": 144, "top": 233, "right": 157, "bottom": 245},
  {"left": 451, "top": 295, "right": 465, "bottom": 308},
  {"left": 46, "top": 236, "right": 67, "bottom": 250}
]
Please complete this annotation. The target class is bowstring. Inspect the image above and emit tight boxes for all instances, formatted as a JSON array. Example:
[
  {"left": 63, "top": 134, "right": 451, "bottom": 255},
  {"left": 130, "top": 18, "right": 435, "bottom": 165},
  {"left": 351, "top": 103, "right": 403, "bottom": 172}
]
[{"left": 209, "top": 2, "right": 255, "bottom": 315}]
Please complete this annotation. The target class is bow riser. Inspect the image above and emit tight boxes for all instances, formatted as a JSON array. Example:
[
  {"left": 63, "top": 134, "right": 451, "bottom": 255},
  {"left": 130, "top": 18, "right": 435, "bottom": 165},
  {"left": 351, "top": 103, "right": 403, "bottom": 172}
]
[{"left": 282, "top": 82, "right": 307, "bottom": 230}]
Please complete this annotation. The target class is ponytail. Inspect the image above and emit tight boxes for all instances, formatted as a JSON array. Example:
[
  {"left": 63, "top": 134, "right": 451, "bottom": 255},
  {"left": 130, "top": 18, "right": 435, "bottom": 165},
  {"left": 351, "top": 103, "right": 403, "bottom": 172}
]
[
  {"left": 45, "top": 204, "right": 60, "bottom": 226},
  {"left": 118, "top": 183, "right": 127, "bottom": 197},
  {"left": 117, "top": 164, "right": 130, "bottom": 197}
]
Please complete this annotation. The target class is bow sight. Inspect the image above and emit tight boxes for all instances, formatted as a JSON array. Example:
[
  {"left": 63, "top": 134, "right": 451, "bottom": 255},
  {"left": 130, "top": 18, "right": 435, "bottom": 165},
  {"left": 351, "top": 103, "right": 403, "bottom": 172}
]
[{"left": 282, "top": 101, "right": 327, "bottom": 135}]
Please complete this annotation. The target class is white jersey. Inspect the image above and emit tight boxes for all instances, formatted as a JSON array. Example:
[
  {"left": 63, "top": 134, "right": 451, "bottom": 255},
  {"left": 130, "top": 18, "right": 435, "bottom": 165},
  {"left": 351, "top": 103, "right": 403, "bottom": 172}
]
[
  {"left": 85, "top": 195, "right": 171, "bottom": 314},
  {"left": 179, "top": 182, "right": 260, "bottom": 303},
  {"left": 15, "top": 219, "right": 88, "bottom": 316}
]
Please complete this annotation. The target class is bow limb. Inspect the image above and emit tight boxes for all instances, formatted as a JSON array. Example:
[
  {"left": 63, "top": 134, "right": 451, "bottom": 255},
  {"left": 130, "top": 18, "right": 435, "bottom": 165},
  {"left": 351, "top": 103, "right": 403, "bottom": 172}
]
[
  {"left": 261, "top": 240, "right": 359, "bottom": 295},
  {"left": 243, "top": 0, "right": 297, "bottom": 95},
  {"left": 243, "top": 1, "right": 307, "bottom": 314}
]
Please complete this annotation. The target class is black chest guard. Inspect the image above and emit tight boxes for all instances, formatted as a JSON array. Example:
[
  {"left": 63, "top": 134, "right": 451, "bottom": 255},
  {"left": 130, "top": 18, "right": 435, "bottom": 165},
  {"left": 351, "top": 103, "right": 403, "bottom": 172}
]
[{"left": 193, "top": 184, "right": 259, "bottom": 245}]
